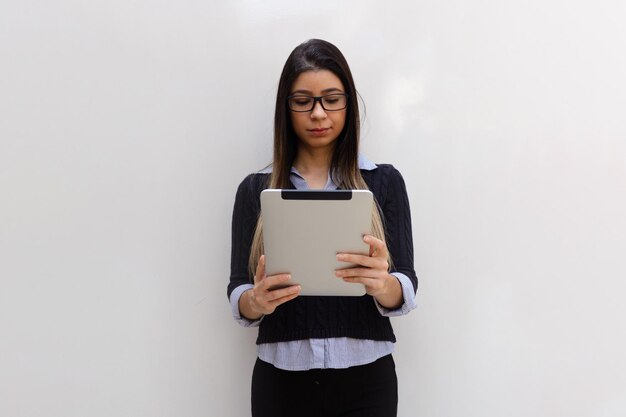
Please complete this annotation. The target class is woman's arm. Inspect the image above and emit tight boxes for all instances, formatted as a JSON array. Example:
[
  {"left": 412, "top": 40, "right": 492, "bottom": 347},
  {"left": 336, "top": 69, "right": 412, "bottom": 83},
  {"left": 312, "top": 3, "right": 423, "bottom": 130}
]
[
  {"left": 383, "top": 166, "right": 418, "bottom": 292},
  {"left": 335, "top": 166, "right": 418, "bottom": 314},
  {"left": 228, "top": 175, "right": 301, "bottom": 322}
]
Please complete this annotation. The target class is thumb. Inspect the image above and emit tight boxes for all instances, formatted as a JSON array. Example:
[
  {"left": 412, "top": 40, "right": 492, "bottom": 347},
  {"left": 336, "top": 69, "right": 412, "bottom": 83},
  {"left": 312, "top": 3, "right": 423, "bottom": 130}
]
[{"left": 253, "top": 255, "right": 266, "bottom": 285}]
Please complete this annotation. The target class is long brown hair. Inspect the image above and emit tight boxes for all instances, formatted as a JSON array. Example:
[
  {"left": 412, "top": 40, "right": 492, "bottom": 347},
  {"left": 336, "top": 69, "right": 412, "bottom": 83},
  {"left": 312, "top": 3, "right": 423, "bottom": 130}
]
[{"left": 249, "top": 39, "right": 389, "bottom": 276}]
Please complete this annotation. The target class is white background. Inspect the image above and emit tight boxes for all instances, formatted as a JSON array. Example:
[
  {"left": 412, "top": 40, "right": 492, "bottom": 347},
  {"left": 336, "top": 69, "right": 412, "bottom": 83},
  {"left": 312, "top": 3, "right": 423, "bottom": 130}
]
[{"left": 1, "top": 1, "right": 625, "bottom": 416}]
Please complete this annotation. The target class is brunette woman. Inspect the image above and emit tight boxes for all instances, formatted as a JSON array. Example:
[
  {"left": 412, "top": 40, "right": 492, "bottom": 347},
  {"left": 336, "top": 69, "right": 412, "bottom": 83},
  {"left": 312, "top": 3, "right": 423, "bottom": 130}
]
[{"left": 228, "top": 39, "right": 417, "bottom": 417}]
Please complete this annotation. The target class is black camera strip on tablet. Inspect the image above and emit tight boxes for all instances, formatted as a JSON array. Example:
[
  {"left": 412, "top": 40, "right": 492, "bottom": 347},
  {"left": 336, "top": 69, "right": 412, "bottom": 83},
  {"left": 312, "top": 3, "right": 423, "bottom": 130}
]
[{"left": 280, "top": 190, "right": 353, "bottom": 200}]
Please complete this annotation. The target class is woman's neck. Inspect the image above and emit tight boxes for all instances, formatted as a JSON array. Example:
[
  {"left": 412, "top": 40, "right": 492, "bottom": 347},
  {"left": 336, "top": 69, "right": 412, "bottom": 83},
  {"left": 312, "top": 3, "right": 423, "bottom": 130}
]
[{"left": 293, "top": 148, "right": 333, "bottom": 189}]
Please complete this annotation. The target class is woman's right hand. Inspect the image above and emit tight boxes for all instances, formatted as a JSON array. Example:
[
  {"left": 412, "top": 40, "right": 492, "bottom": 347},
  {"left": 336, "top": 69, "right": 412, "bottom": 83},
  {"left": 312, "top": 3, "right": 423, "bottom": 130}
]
[{"left": 240, "top": 255, "right": 301, "bottom": 319}]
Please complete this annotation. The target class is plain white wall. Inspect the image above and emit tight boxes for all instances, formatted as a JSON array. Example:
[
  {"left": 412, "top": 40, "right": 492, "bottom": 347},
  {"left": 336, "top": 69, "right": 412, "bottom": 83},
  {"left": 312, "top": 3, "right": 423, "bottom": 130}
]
[{"left": 1, "top": 1, "right": 625, "bottom": 416}]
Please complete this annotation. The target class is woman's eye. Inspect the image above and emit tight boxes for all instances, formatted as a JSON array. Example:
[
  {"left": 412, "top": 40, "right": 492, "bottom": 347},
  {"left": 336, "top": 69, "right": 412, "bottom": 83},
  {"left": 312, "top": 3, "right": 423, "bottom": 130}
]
[
  {"left": 324, "top": 98, "right": 339, "bottom": 104},
  {"left": 291, "top": 97, "right": 312, "bottom": 106}
]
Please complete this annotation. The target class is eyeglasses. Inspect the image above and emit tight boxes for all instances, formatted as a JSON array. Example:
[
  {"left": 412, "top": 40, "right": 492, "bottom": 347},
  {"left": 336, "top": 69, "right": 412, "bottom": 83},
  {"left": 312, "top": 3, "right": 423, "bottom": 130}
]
[{"left": 287, "top": 93, "right": 348, "bottom": 112}]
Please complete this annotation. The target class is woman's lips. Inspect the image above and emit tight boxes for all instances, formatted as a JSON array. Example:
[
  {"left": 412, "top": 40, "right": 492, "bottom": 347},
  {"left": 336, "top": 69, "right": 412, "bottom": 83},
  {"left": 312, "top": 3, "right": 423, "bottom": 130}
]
[{"left": 308, "top": 128, "right": 329, "bottom": 137}]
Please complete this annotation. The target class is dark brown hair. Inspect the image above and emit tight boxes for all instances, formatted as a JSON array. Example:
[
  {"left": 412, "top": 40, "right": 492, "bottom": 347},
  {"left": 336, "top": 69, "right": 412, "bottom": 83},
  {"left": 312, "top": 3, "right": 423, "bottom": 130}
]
[{"left": 271, "top": 39, "right": 361, "bottom": 189}]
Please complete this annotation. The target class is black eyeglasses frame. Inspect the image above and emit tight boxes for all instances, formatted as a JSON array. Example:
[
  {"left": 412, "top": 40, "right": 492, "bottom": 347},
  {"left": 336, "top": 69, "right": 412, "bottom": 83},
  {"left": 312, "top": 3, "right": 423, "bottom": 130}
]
[{"left": 287, "top": 93, "right": 349, "bottom": 112}]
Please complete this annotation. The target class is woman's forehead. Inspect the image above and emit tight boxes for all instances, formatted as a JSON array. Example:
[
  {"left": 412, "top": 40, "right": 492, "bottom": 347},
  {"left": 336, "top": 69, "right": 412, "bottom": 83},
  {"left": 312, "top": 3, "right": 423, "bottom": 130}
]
[{"left": 291, "top": 69, "right": 344, "bottom": 93}]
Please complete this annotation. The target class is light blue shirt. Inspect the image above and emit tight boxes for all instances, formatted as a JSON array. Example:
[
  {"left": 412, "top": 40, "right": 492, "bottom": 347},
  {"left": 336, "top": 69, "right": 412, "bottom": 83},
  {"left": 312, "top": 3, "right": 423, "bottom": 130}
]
[{"left": 230, "top": 155, "right": 417, "bottom": 370}]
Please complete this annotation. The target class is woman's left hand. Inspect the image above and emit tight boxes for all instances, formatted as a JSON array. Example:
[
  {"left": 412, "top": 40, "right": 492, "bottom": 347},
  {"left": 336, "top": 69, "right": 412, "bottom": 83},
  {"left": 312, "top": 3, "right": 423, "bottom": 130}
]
[{"left": 335, "top": 235, "right": 403, "bottom": 309}]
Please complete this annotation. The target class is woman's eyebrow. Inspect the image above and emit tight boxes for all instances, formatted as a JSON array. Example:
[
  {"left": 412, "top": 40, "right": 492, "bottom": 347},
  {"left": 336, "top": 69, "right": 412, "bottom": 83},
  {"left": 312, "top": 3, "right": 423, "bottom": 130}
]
[
  {"left": 290, "top": 87, "right": 344, "bottom": 95},
  {"left": 322, "top": 87, "right": 344, "bottom": 94}
]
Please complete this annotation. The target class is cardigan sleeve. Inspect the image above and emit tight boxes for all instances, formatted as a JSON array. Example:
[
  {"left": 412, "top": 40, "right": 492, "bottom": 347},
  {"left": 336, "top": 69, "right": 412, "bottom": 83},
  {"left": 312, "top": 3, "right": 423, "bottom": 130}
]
[
  {"left": 382, "top": 166, "right": 418, "bottom": 294},
  {"left": 227, "top": 174, "right": 263, "bottom": 299}
]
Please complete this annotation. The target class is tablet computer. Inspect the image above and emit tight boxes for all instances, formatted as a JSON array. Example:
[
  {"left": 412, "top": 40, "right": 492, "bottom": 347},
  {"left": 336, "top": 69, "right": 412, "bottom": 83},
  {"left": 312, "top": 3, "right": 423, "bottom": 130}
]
[{"left": 260, "top": 189, "right": 373, "bottom": 296}]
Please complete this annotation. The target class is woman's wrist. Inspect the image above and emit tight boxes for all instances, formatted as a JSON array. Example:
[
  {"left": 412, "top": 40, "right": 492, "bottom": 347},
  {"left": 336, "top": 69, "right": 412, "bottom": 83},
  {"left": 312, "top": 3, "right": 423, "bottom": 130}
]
[
  {"left": 373, "top": 274, "right": 403, "bottom": 310},
  {"left": 239, "top": 289, "right": 264, "bottom": 320}
]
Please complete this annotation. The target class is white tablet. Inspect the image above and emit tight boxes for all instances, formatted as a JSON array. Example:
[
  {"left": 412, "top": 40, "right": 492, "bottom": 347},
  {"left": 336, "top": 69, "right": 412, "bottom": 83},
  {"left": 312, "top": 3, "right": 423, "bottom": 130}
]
[{"left": 260, "top": 189, "right": 373, "bottom": 296}]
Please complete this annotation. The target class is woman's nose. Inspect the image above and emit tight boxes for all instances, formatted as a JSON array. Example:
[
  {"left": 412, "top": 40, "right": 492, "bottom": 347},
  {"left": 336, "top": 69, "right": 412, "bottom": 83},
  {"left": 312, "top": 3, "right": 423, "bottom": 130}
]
[{"left": 310, "top": 101, "right": 327, "bottom": 119}]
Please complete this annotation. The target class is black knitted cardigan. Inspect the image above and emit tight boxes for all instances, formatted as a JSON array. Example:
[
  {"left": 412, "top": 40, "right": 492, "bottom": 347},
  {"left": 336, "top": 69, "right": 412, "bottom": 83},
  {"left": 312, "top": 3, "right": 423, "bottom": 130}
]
[{"left": 227, "top": 164, "right": 417, "bottom": 345}]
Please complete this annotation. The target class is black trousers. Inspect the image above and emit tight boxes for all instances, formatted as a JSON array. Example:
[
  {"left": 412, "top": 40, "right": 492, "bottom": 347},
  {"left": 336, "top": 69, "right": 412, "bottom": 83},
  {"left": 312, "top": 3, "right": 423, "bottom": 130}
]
[{"left": 251, "top": 354, "right": 398, "bottom": 417}]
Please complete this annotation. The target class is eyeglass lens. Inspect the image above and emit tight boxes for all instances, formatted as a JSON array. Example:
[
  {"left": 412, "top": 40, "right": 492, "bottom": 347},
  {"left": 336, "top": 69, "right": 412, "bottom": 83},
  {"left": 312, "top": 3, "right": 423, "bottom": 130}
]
[{"left": 288, "top": 94, "right": 347, "bottom": 112}]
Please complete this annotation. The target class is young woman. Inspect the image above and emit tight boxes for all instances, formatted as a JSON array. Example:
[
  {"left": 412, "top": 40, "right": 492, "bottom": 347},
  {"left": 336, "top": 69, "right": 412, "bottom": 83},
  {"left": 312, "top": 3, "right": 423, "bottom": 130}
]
[{"left": 227, "top": 39, "right": 417, "bottom": 417}]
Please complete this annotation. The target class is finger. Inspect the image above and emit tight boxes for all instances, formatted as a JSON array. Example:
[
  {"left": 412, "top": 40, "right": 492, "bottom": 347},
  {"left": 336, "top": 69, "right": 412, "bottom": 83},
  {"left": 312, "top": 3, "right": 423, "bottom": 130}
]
[
  {"left": 265, "top": 284, "right": 301, "bottom": 302},
  {"left": 340, "top": 276, "right": 386, "bottom": 292},
  {"left": 254, "top": 255, "right": 266, "bottom": 285},
  {"left": 364, "top": 235, "right": 389, "bottom": 258},
  {"left": 336, "top": 267, "right": 385, "bottom": 279},
  {"left": 255, "top": 285, "right": 300, "bottom": 313},
  {"left": 261, "top": 273, "right": 292, "bottom": 290},
  {"left": 336, "top": 253, "right": 381, "bottom": 268},
  {"left": 267, "top": 290, "right": 301, "bottom": 308}
]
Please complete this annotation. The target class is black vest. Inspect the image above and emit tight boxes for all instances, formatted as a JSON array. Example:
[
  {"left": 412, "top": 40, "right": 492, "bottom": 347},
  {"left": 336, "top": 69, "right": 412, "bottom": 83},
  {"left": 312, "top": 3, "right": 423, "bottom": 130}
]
[{"left": 227, "top": 164, "right": 417, "bottom": 345}]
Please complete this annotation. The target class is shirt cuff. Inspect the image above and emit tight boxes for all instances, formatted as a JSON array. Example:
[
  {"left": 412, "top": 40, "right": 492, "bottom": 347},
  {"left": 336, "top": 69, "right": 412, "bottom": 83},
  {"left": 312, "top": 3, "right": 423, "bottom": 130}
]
[
  {"left": 373, "top": 272, "right": 417, "bottom": 317},
  {"left": 230, "top": 284, "right": 264, "bottom": 327}
]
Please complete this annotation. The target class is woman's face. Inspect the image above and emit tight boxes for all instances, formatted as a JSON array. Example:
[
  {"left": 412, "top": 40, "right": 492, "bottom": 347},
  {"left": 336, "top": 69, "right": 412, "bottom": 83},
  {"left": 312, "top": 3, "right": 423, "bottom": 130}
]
[{"left": 289, "top": 69, "right": 347, "bottom": 153}]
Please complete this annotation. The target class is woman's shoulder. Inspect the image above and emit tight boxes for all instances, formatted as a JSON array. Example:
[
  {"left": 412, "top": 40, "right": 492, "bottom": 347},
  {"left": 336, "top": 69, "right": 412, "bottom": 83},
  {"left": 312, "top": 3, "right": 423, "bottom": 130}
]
[
  {"left": 235, "top": 171, "right": 270, "bottom": 196},
  {"left": 238, "top": 171, "right": 270, "bottom": 184},
  {"left": 362, "top": 162, "right": 404, "bottom": 182},
  {"left": 357, "top": 154, "right": 402, "bottom": 175}
]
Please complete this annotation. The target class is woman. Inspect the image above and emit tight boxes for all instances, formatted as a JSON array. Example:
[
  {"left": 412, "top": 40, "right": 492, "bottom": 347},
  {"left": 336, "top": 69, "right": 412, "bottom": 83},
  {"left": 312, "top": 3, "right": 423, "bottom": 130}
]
[{"left": 227, "top": 39, "right": 417, "bottom": 417}]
